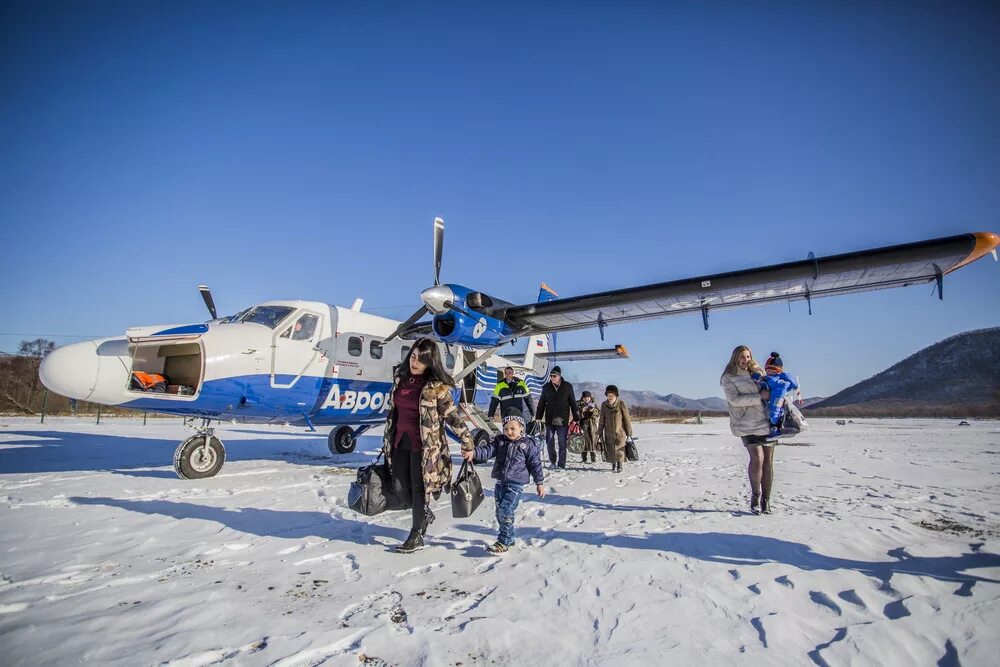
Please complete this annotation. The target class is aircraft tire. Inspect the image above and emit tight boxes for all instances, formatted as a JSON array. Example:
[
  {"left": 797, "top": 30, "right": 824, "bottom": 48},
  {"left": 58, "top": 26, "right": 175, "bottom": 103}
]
[
  {"left": 472, "top": 428, "right": 490, "bottom": 450},
  {"left": 174, "top": 435, "right": 226, "bottom": 479},
  {"left": 330, "top": 426, "right": 357, "bottom": 455}
]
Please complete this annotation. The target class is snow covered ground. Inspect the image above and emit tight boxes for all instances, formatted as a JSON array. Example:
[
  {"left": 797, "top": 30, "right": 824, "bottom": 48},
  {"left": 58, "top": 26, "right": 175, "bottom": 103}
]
[{"left": 1, "top": 417, "right": 998, "bottom": 666}]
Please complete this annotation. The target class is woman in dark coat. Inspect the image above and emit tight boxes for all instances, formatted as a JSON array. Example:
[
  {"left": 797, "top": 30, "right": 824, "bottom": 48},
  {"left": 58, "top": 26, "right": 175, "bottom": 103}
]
[{"left": 382, "top": 338, "right": 475, "bottom": 553}]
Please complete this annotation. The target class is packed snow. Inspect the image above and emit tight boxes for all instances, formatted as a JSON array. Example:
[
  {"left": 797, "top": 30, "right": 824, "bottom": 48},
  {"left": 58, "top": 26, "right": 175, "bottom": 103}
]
[{"left": 1, "top": 417, "right": 998, "bottom": 666}]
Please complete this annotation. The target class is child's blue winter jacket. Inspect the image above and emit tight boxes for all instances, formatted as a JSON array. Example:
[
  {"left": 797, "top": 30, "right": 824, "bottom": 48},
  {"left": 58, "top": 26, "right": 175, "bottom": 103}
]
[
  {"left": 751, "top": 371, "right": 799, "bottom": 424},
  {"left": 473, "top": 434, "right": 545, "bottom": 485}
]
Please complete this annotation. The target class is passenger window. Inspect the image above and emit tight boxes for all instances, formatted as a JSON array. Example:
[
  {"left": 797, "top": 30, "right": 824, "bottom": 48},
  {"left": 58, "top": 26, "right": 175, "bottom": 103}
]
[
  {"left": 348, "top": 336, "right": 363, "bottom": 357},
  {"left": 292, "top": 314, "right": 319, "bottom": 341},
  {"left": 370, "top": 341, "right": 383, "bottom": 360},
  {"left": 400, "top": 345, "right": 411, "bottom": 362}
]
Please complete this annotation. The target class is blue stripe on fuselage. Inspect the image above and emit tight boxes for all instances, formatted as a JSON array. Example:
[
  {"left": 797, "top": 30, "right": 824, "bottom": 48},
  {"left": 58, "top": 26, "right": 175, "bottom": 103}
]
[{"left": 122, "top": 375, "right": 393, "bottom": 426}]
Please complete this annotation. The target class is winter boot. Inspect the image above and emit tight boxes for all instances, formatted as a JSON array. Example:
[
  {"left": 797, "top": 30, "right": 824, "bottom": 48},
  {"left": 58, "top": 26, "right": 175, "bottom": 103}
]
[
  {"left": 395, "top": 530, "right": 424, "bottom": 554},
  {"left": 751, "top": 494, "right": 761, "bottom": 515},
  {"left": 419, "top": 507, "right": 436, "bottom": 537},
  {"left": 761, "top": 497, "right": 772, "bottom": 515}
]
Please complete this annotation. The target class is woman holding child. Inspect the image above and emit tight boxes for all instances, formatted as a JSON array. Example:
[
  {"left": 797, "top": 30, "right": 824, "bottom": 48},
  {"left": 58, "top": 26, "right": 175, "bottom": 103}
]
[
  {"left": 382, "top": 338, "right": 475, "bottom": 553},
  {"left": 720, "top": 345, "right": 775, "bottom": 515}
]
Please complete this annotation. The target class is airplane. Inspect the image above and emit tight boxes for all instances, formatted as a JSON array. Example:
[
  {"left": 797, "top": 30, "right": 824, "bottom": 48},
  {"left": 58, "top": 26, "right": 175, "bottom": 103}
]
[
  {"left": 38, "top": 281, "right": 627, "bottom": 479},
  {"left": 39, "top": 219, "right": 998, "bottom": 479}
]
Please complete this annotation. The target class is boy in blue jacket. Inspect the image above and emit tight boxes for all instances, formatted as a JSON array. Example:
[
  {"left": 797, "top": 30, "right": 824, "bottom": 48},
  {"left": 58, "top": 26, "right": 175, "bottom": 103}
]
[
  {"left": 461, "top": 410, "right": 546, "bottom": 554},
  {"left": 750, "top": 352, "right": 800, "bottom": 440}
]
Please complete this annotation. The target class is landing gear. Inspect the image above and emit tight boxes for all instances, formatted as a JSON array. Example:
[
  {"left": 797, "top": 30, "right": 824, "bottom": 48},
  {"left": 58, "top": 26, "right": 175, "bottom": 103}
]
[
  {"left": 173, "top": 420, "right": 226, "bottom": 479},
  {"left": 329, "top": 425, "right": 358, "bottom": 455},
  {"left": 471, "top": 428, "right": 491, "bottom": 449}
]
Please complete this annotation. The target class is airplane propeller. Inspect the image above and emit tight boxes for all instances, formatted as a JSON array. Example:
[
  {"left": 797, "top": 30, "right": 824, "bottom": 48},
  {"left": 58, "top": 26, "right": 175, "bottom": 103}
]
[
  {"left": 198, "top": 284, "right": 218, "bottom": 320},
  {"left": 385, "top": 217, "right": 448, "bottom": 342}
]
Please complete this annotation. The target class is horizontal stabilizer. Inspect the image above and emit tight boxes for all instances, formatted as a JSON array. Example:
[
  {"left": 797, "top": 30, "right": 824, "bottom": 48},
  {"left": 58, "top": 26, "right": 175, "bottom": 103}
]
[{"left": 503, "top": 345, "right": 628, "bottom": 364}]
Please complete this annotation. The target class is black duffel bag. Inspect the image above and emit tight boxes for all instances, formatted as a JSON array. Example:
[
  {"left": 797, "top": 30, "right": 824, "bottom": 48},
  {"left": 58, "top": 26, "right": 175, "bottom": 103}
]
[
  {"left": 348, "top": 453, "right": 409, "bottom": 516},
  {"left": 625, "top": 437, "right": 639, "bottom": 462},
  {"left": 451, "top": 460, "right": 485, "bottom": 518}
]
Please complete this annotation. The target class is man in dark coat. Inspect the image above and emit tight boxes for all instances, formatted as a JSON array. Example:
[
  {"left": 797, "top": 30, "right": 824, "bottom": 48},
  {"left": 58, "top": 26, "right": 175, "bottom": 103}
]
[{"left": 534, "top": 366, "right": 580, "bottom": 469}]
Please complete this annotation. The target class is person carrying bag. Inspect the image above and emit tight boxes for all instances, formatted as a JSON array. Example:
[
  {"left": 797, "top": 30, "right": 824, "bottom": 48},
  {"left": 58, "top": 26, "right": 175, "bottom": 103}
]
[{"left": 461, "top": 410, "right": 546, "bottom": 554}]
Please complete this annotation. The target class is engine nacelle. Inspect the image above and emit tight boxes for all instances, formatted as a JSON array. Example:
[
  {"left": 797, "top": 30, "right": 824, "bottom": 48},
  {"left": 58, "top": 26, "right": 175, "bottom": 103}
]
[{"left": 430, "top": 285, "right": 514, "bottom": 348}]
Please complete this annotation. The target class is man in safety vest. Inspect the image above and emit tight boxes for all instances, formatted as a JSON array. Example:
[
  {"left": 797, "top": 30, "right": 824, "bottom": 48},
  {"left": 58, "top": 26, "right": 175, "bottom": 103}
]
[{"left": 488, "top": 366, "right": 536, "bottom": 422}]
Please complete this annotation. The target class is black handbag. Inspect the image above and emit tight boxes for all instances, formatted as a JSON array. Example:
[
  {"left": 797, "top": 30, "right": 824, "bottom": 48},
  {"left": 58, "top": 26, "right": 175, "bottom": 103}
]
[
  {"left": 348, "top": 453, "right": 408, "bottom": 516},
  {"left": 625, "top": 437, "right": 639, "bottom": 461},
  {"left": 451, "top": 460, "right": 485, "bottom": 518}
]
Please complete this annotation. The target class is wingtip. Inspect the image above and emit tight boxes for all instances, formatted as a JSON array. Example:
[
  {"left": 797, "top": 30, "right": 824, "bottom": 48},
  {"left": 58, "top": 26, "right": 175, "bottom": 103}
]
[{"left": 949, "top": 231, "right": 1000, "bottom": 273}]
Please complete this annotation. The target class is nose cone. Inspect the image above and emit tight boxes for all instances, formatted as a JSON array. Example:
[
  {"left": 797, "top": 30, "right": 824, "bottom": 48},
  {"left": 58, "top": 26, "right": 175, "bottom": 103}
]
[
  {"left": 39, "top": 340, "right": 100, "bottom": 400},
  {"left": 421, "top": 285, "right": 454, "bottom": 314}
]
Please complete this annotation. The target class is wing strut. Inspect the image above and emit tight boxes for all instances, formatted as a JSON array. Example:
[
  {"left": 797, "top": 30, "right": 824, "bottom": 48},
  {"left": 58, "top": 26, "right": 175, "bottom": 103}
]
[
  {"left": 452, "top": 345, "right": 502, "bottom": 384},
  {"left": 805, "top": 286, "right": 813, "bottom": 315}
]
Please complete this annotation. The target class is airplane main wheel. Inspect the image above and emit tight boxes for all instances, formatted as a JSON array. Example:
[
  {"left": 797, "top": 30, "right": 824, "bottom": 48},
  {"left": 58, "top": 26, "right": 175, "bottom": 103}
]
[
  {"left": 174, "top": 435, "right": 226, "bottom": 479},
  {"left": 472, "top": 428, "right": 490, "bottom": 449},
  {"left": 329, "top": 426, "right": 357, "bottom": 455}
]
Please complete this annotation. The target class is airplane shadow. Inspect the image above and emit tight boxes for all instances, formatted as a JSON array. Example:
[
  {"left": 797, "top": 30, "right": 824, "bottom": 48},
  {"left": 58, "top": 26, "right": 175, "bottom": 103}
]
[
  {"left": 0, "top": 430, "right": 384, "bottom": 476},
  {"left": 456, "top": 524, "right": 1000, "bottom": 595},
  {"left": 69, "top": 496, "right": 405, "bottom": 545}
]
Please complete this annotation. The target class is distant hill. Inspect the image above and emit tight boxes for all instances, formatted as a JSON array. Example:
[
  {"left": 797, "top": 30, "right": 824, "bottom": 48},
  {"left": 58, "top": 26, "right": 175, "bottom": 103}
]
[
  {"left": 575, "top": 381, "right": 727, "bottom": 412},
  {"left": 809, "top": 327, "right": 1000, "bottom": 416}
]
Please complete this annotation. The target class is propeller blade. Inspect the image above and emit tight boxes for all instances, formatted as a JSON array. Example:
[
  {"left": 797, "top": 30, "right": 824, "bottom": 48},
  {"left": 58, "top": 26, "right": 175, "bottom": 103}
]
[
  {"left": 385, "top": 305, "right": 429, "bottom": 342},
  {"left": 198, "top": 284, "right": 218, "bottom": 320},
  {"left": 433, "top": 216, "right": 444, "bottom": 286}
]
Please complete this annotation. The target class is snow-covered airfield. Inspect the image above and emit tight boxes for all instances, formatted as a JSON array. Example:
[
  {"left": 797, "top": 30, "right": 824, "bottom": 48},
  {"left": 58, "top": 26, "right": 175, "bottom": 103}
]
[{"left": 1, "top": 417, "right": 997, "bottom": 666}]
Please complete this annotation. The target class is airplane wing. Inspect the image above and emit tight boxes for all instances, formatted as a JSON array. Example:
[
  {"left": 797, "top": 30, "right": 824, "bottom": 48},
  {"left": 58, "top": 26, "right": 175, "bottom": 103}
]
[
  {"left": 398, "top": 322, "right": 435, "bottom": 340},
  {"left": 501, "top": 232, "right": 999, "bottom": 334},
  {"left": 503, "top": 345, "right": 629, "bottom": 364}
]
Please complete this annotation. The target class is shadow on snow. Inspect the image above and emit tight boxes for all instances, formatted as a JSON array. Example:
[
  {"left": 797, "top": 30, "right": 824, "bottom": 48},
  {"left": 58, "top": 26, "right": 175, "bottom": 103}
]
[{"left": 0, "top": 430, "right": 382, "bottom": 475}]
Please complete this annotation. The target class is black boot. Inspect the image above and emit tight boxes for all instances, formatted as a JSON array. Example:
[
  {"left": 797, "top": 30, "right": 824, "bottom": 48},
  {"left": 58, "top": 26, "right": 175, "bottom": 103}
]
[
  {"left": 751, "top": 494, "right": 760, "bottom": 515},
  {"left": 420, "top": 507, "right": 436, "bottom": 536},
  {"left": 395, "top": 530, "right": 424, "bottom": 554},
  {"left": 761, "top": 497, "right": 772, "bottom": 515}
]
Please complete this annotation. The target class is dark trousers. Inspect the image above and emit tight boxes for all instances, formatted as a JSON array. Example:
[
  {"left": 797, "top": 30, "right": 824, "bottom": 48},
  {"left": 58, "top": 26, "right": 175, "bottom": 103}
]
[
  {"left": 391, "top": 434, "right": 426, "bottom": 533},
  {"left": 546, "top": 425, "right": 569, "bottom": 468}
]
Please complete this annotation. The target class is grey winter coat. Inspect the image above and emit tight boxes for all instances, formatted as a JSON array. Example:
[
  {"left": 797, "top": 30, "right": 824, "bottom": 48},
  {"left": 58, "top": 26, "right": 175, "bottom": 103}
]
[{"left": 720, "top": 369, "right": 770, "bottom": 437}]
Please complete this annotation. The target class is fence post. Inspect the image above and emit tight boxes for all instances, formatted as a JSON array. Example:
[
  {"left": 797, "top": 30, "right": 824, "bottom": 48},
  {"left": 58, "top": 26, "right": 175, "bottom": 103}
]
[
  {"left": 40, "top": 390, "right": 48, "bottom": 424},
  {"left": 96, "top": 405, "right": 102, "bottom": 425}
]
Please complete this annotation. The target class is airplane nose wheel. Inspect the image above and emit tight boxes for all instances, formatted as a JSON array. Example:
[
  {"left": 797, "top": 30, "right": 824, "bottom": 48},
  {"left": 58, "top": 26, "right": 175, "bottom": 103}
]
[
  {"left": 329, "top": 425, "right": 358, "bottom": 455},
  {"left": 174, "top": 430, "right": 226, "bottom": 479}
]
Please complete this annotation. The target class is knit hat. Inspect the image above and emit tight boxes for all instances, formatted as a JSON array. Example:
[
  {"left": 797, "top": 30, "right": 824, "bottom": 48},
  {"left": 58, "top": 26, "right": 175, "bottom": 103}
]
[
  {"left": 550, "top": 366, "right": 562, "bottom": 377},
  {"left": 502, "top": 409, "right": 526, "bottom": 428},
  {"left": 765, "top": 352, "right": 784, "bottom": 374},
  {"left": 581, "top": 390, "right": 592, "bottom": 399},
  {"left": 605, "top": 384, "right": 619, "bottom": 397}
]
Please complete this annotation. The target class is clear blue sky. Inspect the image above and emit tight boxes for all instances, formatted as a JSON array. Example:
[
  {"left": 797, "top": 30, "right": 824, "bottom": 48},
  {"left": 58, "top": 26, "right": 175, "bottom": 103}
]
[{"left": 2, "top": 2, "right": 998, "bottom": 398}]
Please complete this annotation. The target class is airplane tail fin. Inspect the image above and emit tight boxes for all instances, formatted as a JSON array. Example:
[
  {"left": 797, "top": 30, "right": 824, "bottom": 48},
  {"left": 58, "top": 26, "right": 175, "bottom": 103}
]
[{"left": 524, "top": 284, "right": 558, "bottom": 377}]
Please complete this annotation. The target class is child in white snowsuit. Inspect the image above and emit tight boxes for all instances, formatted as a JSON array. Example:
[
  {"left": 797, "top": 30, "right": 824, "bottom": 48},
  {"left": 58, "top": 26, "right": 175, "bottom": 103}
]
[
  {"left": 462, "top": 410, "right": 546, "bottom": 554},
  {"left": 750, "top": 352, "right": 800, "bottom": 439}
]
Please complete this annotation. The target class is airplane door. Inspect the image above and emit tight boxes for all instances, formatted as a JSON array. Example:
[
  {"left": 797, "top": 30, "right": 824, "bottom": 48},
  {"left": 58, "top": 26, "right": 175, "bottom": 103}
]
[{"left": 271, "top": 311, "right": 322, "bottom": 388}]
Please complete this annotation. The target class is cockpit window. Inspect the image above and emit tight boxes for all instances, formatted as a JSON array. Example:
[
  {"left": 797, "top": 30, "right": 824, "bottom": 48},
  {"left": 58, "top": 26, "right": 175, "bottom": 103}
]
[
  {"left": 238, "top": 305, "right": 295, "bottom": 329},
  {"left": 292, "top": 314, "right": 319, "bottom": 341}
]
